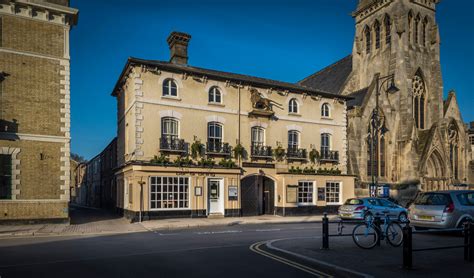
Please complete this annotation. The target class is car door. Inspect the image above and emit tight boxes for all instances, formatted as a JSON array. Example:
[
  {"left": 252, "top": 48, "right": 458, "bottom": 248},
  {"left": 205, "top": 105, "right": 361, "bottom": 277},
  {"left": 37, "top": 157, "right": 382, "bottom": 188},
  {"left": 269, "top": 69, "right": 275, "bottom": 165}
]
[
  {"left": 367, "top": 198, "right": 384, "bottom": 217},
  {"left": 379, "top": 199, "right": 398, "bottom": 219}
]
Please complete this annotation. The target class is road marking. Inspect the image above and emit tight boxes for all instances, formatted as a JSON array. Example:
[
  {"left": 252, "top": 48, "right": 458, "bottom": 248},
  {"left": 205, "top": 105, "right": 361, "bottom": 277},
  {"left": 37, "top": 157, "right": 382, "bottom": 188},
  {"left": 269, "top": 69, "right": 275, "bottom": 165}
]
[
  {"left": 250, "top": 241, "right": 332, "bottom": 277},
  {"left": 266, "top": 238, "right": 373, "bottom": 278},
  {"left": 195, "top": 230, "right": 242, "bottom": 235},
  {"left": 256, "top": 228, "right": 281, "bottom": 232}
]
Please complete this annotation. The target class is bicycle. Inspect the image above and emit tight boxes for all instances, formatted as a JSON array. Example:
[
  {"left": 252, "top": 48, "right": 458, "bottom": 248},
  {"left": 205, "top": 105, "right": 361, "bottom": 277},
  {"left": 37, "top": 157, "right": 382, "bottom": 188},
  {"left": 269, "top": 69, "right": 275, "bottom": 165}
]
[{"left": 352, "top": 211, "right": 404, "bottom": 249}]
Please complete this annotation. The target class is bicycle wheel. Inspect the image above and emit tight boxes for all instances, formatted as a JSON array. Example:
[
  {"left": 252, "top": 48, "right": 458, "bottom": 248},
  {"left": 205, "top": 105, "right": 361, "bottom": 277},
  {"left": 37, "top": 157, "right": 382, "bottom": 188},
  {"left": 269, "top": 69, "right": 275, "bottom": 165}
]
[
  {"left": 385, "top": 222, "right": 403, "bottom": 247},
  {"left": 352, "top": 223, "right": 378, "bottom": 249}
]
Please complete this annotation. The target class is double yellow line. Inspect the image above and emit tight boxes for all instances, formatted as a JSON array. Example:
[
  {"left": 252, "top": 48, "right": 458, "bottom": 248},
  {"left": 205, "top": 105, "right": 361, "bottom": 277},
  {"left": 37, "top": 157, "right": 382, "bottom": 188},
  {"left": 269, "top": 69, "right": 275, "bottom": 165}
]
[{"left": 249, "top": 241, "right": 333, "bottom": 278}]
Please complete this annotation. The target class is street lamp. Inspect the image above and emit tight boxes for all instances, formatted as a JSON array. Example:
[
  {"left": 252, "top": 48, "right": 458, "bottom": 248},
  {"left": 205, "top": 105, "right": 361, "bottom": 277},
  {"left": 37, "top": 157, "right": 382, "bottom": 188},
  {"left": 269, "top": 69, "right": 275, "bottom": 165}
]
[{"left": 370, "top": 74, "right": 399, "bottom": 197}]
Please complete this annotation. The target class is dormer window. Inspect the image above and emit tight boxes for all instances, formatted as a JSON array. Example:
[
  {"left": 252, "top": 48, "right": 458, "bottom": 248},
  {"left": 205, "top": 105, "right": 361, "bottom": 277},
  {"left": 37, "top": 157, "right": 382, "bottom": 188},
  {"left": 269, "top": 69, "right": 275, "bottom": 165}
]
[
  {"left": 289, "top": 98, "right": 299, "bottom": 114},
  {"left": 163, "top": 79, "right": 178, "bottom": 97},
  {"left": 208, "top": 86, "right": 222, "bottom": 104}
]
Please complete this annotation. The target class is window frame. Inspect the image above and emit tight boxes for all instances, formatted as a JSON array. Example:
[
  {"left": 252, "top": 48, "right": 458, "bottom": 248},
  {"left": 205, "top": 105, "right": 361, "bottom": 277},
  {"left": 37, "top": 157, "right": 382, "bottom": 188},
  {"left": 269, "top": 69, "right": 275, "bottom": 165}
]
[
  {"left": 161, "top": 117, "right": 179, "bottom": 139},
  {"left": 321, "top": 103, "right": 331, "bottom": 118},
  {"left": 288, "top": 130, "right": 300, "bottom": 150},
  {"left": 208, "top": 122, "right": 224, "bottom": 145},
  {"left": 251, "top": 126, "right": 265, "bottom": 146},
  {"left": 297, "top": 181, "right": 314, "bottom": 205},
  {"left": 0, "top": 154, "right": 12, "bottom": 200},
  {"left": 365, "top": 26, "right": 371, "bottom": 53},
  {"left": 162, "top": 78, "right": 178, "bottom": 97},
  {"left": 288, "top": 98, "right": 299, "bottom": 114},
  {"left": 208, "top": 86, "right": 222, "bottom": 104},
  {"left": 149, "top": 176, "right": 190, "bottom": 210},
  {"left": 321, "top": 133, "right": 331, "bottom": 154},
  {"left": 325, "top": 181, "right": 342, "bottom": 205}
]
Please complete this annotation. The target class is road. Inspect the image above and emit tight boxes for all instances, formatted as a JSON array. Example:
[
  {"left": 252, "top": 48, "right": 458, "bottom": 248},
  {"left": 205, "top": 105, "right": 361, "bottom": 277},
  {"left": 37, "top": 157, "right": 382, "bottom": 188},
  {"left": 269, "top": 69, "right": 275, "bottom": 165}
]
[
  {"left": 0, "top": 208, "right": 471, "bottom": 278},
  {"left": 0, "top": 223, "right": 341, "bottom": 278}
]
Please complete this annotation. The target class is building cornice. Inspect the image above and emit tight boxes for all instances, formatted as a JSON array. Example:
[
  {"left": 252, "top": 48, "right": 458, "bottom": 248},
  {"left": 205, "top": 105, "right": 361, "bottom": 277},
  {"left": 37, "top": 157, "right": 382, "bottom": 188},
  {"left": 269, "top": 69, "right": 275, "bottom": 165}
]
[{"left": 0, "top": 0, "right": 78, "bottom": 26}]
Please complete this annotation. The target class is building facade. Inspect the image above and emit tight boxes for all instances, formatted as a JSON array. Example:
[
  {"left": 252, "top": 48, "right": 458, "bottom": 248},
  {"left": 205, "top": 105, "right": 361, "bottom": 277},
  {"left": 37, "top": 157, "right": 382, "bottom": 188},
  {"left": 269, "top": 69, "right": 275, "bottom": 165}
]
[
  {"left": 0, "top": 0, "right": 77, "bottom": 222},
  {"left": 111, "top": 32, "right": 355, "bottom": 221},
  {"left": 299, "top": 0, "right": 472, "bottom": 200}
]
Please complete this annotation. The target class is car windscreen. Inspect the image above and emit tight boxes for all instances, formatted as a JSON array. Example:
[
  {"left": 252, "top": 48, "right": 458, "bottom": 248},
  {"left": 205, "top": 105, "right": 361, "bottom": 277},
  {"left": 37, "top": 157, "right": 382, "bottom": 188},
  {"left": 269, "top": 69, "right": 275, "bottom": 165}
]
[
  {"left": 414, "top": 193, "right": 452, "bottom": 205},
  {"left": 344, "top": 199, "right": 363, "bottom": 205},
  {"left": 456, "top": 192, "right": 474, "bottom": 206}
]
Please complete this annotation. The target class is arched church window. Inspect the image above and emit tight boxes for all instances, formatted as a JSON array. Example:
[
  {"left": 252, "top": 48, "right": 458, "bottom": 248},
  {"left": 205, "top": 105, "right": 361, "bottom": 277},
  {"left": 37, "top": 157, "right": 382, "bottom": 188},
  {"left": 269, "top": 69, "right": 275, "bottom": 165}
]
[
  {"left": 448, "top": 124, "right": 459, "bottom": 180},
  {"left": 365, "top": 27, "right": 371, "bottom": 53},
  {"left": 414, "top": 14, "right": 421, "bottom": 44},
  {"left": 367, "top": 110, "right": 387, "bottom": 177},
  {"left": 422, "top": 17, "right": 428, "bottom": 46},
  {"left": 384, "top": 15, "right": 391, "bottom": 46},
  {"left": 412, "top": 73, "right": 426, "bottom": 129},
  {"left": 374, "top": 20, "right": 381, "bottom": 49},
  {"left": 408, "top": 12, "right": 413, "bottom": 44}
]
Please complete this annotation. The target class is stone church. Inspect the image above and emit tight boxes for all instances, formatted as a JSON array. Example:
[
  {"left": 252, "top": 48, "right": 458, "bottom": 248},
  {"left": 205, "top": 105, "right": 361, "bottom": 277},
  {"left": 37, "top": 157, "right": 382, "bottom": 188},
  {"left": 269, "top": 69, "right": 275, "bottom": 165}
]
[{"left": 299, "top": 0, "right": 472, "bottom": 195}]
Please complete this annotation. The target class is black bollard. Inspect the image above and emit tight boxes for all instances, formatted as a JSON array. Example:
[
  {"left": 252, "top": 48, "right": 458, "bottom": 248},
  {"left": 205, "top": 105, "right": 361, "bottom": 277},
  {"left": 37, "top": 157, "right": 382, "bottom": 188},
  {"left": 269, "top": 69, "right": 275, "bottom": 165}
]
[
  {"left": 464, "top": 222, "right": 469, "bottom": 261},
  {"left": 402, "top": 222, "right": 413, "bottom": 269},
  {"left": 322, "top": 212, "right": 329, "bottom": 250},
  {"left": 470, "top": 222, "right": 474, "bottom": 262}
]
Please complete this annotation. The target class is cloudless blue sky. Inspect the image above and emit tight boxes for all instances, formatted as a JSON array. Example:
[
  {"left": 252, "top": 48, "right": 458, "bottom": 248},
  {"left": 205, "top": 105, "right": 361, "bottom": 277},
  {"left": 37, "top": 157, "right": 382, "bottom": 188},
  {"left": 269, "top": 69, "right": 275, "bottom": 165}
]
[{"left": 70, "top": 0, "right": 474, "bottom": 159}]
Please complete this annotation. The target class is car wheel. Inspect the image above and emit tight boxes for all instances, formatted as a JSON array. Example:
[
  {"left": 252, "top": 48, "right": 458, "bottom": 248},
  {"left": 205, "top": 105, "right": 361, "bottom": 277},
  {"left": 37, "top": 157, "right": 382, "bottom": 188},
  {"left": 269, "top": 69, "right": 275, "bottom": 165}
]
[
  {"left": 364, "top": 212, "right": 373, "bottom": 222},
  {"left": 457, "top": 218, "right": 472, "bottom": 229},
  {"left": 398, "top": 212, "right": 408, "bottom": 223}
]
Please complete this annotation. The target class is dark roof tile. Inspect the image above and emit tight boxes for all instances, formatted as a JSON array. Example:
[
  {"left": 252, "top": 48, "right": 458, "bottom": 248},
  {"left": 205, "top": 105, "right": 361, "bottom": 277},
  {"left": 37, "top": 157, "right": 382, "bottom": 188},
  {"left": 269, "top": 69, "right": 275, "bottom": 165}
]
[{"left": 298, "top": 55, "right": 352, "bottom": 95}]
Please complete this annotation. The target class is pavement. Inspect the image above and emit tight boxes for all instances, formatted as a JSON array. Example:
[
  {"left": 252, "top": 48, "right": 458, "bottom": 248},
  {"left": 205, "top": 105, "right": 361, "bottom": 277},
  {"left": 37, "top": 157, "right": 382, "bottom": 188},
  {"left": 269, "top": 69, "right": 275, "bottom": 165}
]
[
  {"left": 0, "top": 205, "right": 338, "bottom": 237},
  {"left": 140, "top": 214, "right": 339, "bottom": 231},
  {"left": 0, "top": 205, "right": 146, "bottom": 237},
  {"left": 266, "top": 223, "right": 474, "bottom": 278}
]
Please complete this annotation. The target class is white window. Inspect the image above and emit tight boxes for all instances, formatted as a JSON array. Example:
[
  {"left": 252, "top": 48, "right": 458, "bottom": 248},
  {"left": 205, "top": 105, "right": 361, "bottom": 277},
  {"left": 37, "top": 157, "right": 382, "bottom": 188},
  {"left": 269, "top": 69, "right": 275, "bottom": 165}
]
[
  {"left": 163, "top": 79, "right": 178, "bottom": 97},
  {"left": 161, "top": 117, "right": 179, "bottom": 139},
  {"left": 289, "top": 98, "right": 299, "bottom": 114},
  {"left": 321, "top": 103, "right": 330, "bottom": 117},
  {"left": 208, "top": 86, "right": 222, "bottom": 103},
  {"left": 326, "top": 182, "right": 341, "bottom": 204},
  {"left": 208, "top": 122, "right": 223, "bottom": 150},
  {"left": 251, "top": 127, "right": 265, "bottom": 146},
  {"left": 298, "top": 181, "right": 314, "bottom": 204},
  {"left": 321, "top": 133, "right": 331, "bottom": 155},
  {"left": 150, "top": 177, "right": 189, "bottom": 209},
  {"left": 288, "top": 130, "right": 299, "bottom": 149}
]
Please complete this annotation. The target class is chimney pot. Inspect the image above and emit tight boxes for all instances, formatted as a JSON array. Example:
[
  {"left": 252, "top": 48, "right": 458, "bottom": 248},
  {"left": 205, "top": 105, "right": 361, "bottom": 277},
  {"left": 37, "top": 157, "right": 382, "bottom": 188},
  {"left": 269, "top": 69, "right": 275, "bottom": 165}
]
[{"left": 167, "top": 31, "right": 191, "bottom": 65}]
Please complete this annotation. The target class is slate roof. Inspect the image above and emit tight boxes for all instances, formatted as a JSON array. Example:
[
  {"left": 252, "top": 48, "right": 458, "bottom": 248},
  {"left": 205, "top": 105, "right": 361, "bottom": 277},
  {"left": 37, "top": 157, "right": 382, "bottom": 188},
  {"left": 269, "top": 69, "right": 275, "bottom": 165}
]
[
  {"left": 111, "top": 57, "right": 352, "bottom": 100},
  {"left": 297, "top": 55, "right": 353, "bottom": 95},
  {"left": 347, "top": 87, "right": 369, "bottom": 108}
]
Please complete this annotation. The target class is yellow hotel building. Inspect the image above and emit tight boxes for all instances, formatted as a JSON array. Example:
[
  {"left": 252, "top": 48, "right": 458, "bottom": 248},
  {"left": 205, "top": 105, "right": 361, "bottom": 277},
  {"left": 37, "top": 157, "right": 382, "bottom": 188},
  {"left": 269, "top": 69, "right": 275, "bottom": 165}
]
[{"left": 111, "top": 32, "right": 356, "bottom": 220}]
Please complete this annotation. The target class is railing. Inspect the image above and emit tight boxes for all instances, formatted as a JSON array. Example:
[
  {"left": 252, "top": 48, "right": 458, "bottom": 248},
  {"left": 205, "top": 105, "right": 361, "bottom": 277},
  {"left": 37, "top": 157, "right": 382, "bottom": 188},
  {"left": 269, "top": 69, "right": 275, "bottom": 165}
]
[
  {"left": 160, "top": 137, "right": 189, "bottom": 153},
  {"left": 286, "top": 147, "right": 307, "bottom": 160},
  {"left": 402, "top": 221, "right": 473, "bottom": 268},
  {"left": 320, "top": 150, "right": 339, "bottom": 163},
  {"left": 251, "top": 144, "right": 273, "bottom": 159},
  {"left": 206, "top": 142, "right": 232, "bottom": 156}
]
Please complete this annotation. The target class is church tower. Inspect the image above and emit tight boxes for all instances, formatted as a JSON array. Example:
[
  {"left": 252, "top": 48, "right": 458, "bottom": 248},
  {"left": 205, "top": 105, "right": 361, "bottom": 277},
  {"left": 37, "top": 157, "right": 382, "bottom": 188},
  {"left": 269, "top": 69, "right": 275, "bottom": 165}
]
[{"left": 342, "top": 0, "right": 462, "bottom": 191}]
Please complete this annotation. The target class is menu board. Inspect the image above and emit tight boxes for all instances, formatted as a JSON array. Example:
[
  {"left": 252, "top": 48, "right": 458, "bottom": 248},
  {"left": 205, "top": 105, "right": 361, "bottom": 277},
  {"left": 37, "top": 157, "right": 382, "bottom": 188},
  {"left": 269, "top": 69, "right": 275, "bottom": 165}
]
[
  {"left": 286, "top": 185, "right": 298, "bottom": 203},
  {"left": 228, "top": 186, "right": 238, "bottom": 201}
]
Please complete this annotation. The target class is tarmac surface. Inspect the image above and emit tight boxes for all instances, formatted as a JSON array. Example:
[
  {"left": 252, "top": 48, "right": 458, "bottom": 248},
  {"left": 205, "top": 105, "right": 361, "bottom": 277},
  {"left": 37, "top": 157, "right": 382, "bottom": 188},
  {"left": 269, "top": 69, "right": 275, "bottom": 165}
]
[{"left": 0, "top": 206, "right": 472, "bottom": 277}]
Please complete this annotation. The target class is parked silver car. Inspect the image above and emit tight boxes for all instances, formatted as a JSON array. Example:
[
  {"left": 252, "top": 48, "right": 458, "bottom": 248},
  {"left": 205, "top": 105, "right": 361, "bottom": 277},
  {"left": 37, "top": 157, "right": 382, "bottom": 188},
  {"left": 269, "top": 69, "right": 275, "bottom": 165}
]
[
  {"left": 338, "top": 197, "right": 408, "bottom": 222},
  {"left": 408, "top": 190, "right": 474, "bottom": 229}
]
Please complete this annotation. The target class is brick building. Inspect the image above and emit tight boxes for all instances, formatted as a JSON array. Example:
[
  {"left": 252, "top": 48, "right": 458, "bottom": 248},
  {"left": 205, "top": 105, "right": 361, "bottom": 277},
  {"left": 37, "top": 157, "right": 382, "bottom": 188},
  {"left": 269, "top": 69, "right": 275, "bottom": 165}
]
[{"left": 0, "top": 0, "right": 78, "bottom": 222}]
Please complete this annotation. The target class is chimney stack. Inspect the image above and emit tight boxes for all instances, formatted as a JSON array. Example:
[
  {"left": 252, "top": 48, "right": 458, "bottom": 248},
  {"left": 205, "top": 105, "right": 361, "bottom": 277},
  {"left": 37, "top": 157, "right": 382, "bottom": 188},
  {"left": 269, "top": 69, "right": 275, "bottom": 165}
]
[{"left": 167, "top": 31, "right": 191, "bottom": 65}]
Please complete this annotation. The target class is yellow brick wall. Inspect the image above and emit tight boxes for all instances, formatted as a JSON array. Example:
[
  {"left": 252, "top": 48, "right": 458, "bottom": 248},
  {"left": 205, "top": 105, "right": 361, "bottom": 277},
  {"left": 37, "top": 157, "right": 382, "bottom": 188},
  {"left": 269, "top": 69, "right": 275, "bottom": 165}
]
[
  {"left": 1, "top": 140, "right": 62, "bottom": 199},
  {"left": 0, "top": 200, "right": 68, "bottom": 220},
  {"left": 0, "top": 52, "right": 62, "bottom": 136},
  {"left": 1, "top": 15, "right": 65, "bottom": 57}
]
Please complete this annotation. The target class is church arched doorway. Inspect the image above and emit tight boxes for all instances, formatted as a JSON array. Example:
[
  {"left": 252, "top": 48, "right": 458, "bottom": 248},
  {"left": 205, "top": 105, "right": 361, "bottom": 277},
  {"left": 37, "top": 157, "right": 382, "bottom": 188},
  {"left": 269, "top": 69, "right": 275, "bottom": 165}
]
[
  {"left": 240, "top": 175, "right": 275, "bottom": 216},
  {"left": 422, "top": 149, "right": 448, "bottom": 191}
]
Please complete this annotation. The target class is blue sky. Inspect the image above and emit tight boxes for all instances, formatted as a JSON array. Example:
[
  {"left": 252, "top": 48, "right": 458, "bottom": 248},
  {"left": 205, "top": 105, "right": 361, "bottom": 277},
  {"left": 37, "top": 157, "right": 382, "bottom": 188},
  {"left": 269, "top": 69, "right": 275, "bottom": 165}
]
[{"left": 70, "top": 0, "right": 474, "bottom": 159}]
